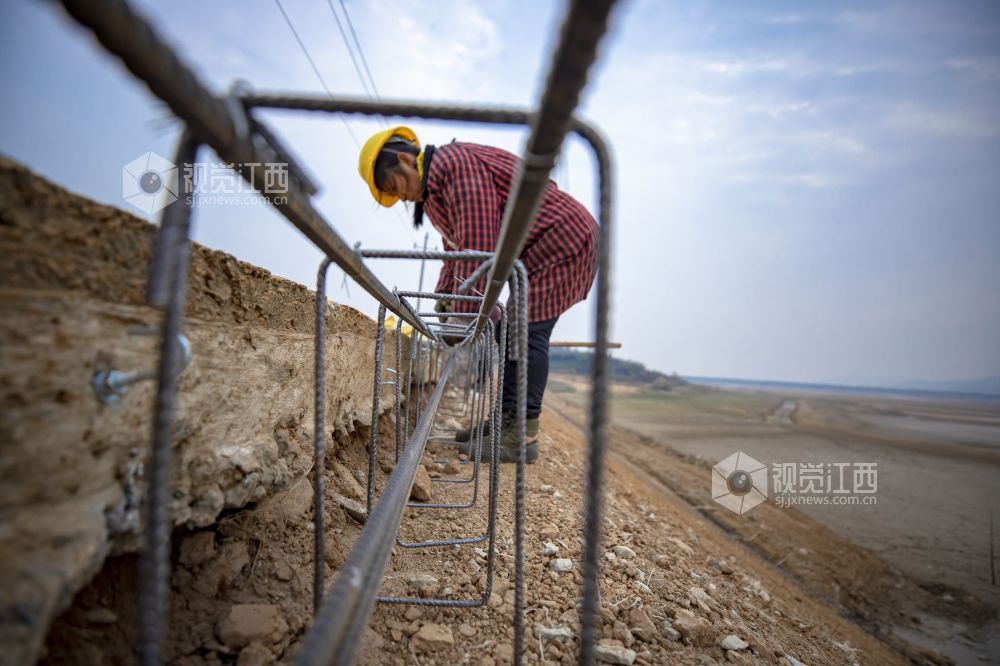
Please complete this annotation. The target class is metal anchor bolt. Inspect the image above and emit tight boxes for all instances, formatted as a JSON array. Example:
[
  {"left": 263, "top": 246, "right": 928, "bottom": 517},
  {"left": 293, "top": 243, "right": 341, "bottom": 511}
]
[{"left": 92, "top": 326, "right": 192, "bottom": 405}]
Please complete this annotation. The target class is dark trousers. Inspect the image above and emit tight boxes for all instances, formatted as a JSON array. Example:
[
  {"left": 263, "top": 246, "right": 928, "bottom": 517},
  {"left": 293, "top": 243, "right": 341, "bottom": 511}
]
[{"left": 499, "top": 317, "right": 558, "bottom": 420}]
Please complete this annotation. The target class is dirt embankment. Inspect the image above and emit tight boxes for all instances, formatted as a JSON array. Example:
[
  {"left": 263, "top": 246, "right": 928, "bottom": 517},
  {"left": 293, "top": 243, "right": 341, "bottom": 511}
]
[{"left": 0, "top": 157, "right": 401, "bottom": 664}]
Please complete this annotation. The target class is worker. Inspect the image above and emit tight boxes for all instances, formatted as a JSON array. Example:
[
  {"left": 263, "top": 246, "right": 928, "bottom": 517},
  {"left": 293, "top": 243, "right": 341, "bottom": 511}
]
[{"left": 357, "top": 126, "right": 598, "bottom": 463}]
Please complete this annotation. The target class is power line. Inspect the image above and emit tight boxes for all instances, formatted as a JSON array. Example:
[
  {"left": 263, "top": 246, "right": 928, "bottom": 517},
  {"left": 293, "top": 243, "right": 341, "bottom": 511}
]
[
  {"left": 324, "top": 0, "right": 415, "bottom": 235},
  {"left": 274, "top": 0, "right": 360, "bottom": 148},
  {"left": 337, "top": 0, "right": 383, "bottom": 102},
  {"left": 275, "top": 0, "right": 415, "bottom": 241},
  {"left": 325, "top": 0, "right": 374, "bottom": 101}
]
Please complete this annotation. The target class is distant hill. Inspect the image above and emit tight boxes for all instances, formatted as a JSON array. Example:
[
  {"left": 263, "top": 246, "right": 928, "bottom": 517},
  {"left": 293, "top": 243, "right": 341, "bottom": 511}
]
[
  {"left": 549, "top": 349, "right": 689, "bottom": 390},
  {"left": 901, "top": 376, "right": 1000, "bottom": 397}
]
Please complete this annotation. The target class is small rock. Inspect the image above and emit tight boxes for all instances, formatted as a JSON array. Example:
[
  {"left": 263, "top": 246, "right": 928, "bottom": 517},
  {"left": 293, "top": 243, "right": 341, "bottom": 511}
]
[
  {"left": 410, "top": 465, "right": 433, "bottom": 501},
  {"left": 660, "top": 623, "right": 681, "bottom": 642},
  {"left": 458, "top": 623, "right": 476, "bottom": 637},
  {"left": 539, "top": 542, "right": 559, "bottom": 557},
  {"left": 179, "top": 531, "right": 216, "bottom": 566},
  {"left": 708, "top": 558, "right": 733, "bottom": 575},
  {"left": 274, "top": 563, "right": 294, "bottom": 582},
  {"left": 331, "top": 492, "right": 367, "bottom": 523},
  {"left": 613, "top": 545, "right": 636, "bottom": 560},
  {"left": 671, "top": 608, "right": 714, "bottom": 647},
  {"left": 594, "top": 643, "right": 637, "bottom": 665},
  {"left": 539, "top": 484, "right": 555, "bottom": 493},
  {"left": 553, "top": 490, "right": 562, "bottom": 499},
  {"left": 331, "top": 460, "right": 366, "bottom": 502},
  {"left": 217, "top": 604, "right": 288, "bottom": 649},
  {"left": 627, "top": 608, "right": 657, "bottom": 642},
  {"left": 404, "top": 607, "right": 423, "bottom": 621},
  {"left": 444, "top": 460, "right": 462, "bottom": 475},
  {"left": 412, "top": 623, "right": 454, "bottom": 652},
  {"left": 549, "top": 558, "right": 573, "bottom": 573},
  {"left": 689, "top": 586, "right": 712, "bottom": 609},
  {"left": 720, "top": 634, "right": 749, "bottom": 651},
  {"left": 352, "top": 468, "right": 367, "bottom": 487},
  {"left": 83, "top": 608, "right": 117, "bottom": 625},
  {"left": 237, "top": 642, "right": 271, "bottom": 666},
  {"left": 727, "top": 650, "right": 749, "bottom": 664},
  {"left": 536, "top": 625, "right": 574, "bottom": 641},
  {"left": 613, "top": 620, "right": 634, "bottom": 648},
  {"left": 634, "top": 582, "right": 652, "bottom": 595},
  {"left": 473, "top": 547, "right": 488, "bottom": 559},
  {"left": 539, "top": 525, "right": 559, "bottom": 540},
  {"left": 407, "top": 574, "right": 438, "bottom": 596},
  {"left": 669, "top": 537, "right": 695, "bottom": 556},
  {"left": 411, "top": 622, "right": 455, "bottom": 652},
  {"left": 458, "top": 453, "right": 469, "bottom": 461},
  {"left": 605, "top": 551, "right": 617, "bottom": 561}
]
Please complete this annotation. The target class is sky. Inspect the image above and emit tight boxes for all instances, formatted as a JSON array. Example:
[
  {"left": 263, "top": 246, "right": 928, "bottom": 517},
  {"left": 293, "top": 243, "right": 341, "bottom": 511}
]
[{"left": 1, "top": 0, "right": 999, "bottom": 386}]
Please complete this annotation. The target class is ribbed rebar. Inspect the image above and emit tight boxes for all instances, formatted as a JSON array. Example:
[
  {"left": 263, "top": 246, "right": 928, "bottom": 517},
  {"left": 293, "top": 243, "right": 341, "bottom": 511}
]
[
  {"left": 367, "top": 305, "right": 387, "bottom": 514},
  {"left": 313, "top": 258, "right": 334, "bottom": 615},
  {"left": 138, "top": 131, "right": 199, "bottom": 666},
  {"left": 572, "top": 120, "right": 616, "bottom": 666},
  {"left": 296, "top": 357, "right": 456, "bottom": 666},
  {"left": 511, "top": 264, "right": 529, "bottom": 665}
]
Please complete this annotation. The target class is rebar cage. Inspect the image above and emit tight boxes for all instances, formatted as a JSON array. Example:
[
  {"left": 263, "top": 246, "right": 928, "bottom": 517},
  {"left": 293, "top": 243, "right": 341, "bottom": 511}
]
[{"left": 57, "top": 0, "right": 620, "bottom": 663}]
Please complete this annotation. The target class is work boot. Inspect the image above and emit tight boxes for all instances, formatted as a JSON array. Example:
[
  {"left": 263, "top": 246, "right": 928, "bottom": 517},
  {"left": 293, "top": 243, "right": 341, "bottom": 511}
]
[
  {"left": 458, "top": 417, "right": 540, "bottom": 464},
  {"left": 454, "top": 418, "right": 493, "bottom": 443}
]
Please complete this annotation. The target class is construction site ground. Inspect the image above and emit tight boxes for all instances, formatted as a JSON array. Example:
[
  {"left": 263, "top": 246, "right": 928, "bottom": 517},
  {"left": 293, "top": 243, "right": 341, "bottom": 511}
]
[{"left": 45, "top": 377, "right": 918, "bottom": 666}]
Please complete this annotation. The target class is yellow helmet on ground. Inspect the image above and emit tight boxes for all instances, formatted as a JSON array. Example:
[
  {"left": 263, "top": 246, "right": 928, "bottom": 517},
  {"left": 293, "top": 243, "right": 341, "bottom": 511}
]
[{"left": 357, "top": 126, "right": 419, "bottom": 207}]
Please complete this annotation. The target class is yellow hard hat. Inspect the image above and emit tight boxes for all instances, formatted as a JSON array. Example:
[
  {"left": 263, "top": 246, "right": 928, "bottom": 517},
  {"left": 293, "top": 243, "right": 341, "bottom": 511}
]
[
  {"left": 358, "top": 126, "right": 419, "bottom": 207},
  {"left": 384, "top": 315, "right": 413, "bottom": 337}
]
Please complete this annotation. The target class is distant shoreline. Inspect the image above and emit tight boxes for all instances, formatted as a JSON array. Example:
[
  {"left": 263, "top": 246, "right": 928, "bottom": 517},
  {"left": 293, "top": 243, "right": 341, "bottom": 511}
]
[{"left": 686, "top": 375, "right": 1000, "bottom": 403}]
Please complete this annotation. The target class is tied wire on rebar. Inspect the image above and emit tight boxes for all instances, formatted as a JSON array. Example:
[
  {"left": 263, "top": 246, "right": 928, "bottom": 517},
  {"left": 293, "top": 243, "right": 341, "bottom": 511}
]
[{"left": 58, "top": 0, "right": 620, "bottom": 663}]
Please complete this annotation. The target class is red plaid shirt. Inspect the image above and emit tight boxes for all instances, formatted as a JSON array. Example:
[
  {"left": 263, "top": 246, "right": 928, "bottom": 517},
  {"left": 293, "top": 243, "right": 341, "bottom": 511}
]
[{"left": 424, "top": 142, "right": 599, "bottom": 323}]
